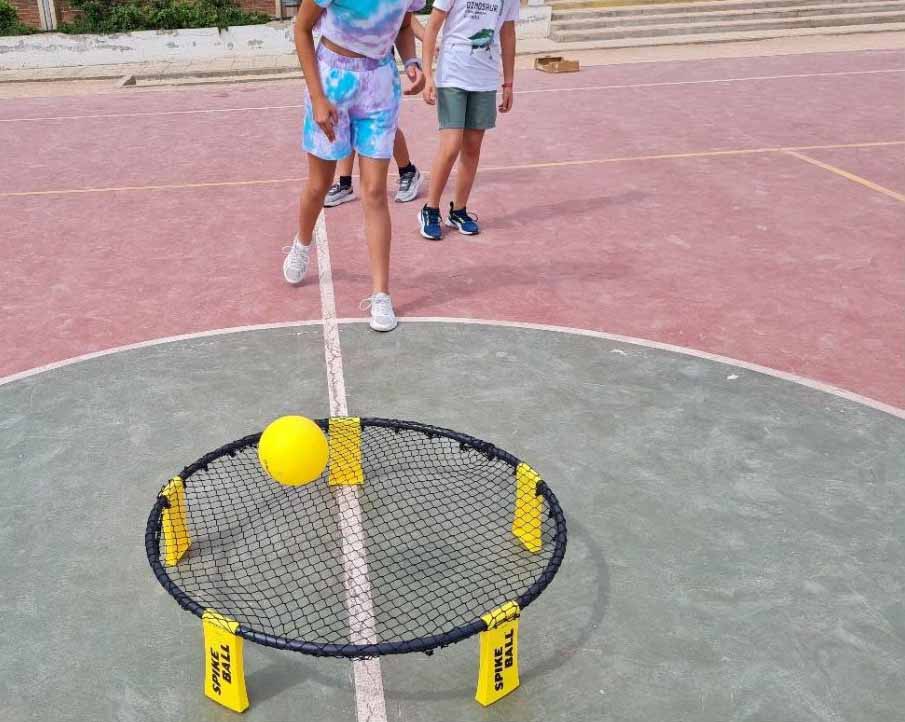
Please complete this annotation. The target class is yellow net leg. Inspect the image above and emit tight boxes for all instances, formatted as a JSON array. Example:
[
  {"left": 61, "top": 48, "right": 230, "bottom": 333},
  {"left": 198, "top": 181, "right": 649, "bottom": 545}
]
[
  {"left": 202, "top": 611, "right": 249, "bottom": 713},
  {"left": 513, "top": 464, "right": 543, "bottom": 553},
  {"left": 475, "top": 602, "right": 521, "bottom": 706},
  {"left": 161, "top": 477, "right": 190, "bottom": 566},
  {"left": 329, "top": 417, "right": 364, "bottom": 486}
]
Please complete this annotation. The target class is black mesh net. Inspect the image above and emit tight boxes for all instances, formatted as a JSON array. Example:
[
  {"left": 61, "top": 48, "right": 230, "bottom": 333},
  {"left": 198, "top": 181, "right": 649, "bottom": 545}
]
[{"left": 146, "top": 419, "right": 567, "bottom": 658}]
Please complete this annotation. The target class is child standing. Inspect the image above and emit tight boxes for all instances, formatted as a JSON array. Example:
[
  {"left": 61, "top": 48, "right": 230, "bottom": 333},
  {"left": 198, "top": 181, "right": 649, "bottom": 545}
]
[
  {"left": 282, "top": 0, "right": 426, "bottom": 333},
  {"left": 418, "top": 0, "right": 517, "bottom": 240}
]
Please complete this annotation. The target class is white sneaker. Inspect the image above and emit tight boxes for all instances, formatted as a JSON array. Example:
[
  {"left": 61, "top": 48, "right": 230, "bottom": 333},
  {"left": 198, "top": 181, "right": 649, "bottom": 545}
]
[
  {"left": 282, "top": 237, "right": 310, "bottom": 285},
  {"left": 395, "top": 167, "right": 422, "bottom": 203},
  {"left": 324, "top": 182, "right": 355, "bottom": 208},
  {"left": 361, "top": 292, "right": 398, "bottom": 332}
]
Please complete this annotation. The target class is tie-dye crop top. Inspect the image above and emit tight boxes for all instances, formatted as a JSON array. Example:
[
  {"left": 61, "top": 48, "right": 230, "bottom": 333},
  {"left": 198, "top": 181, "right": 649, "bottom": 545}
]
[{"left": 314, "top": 0, "right": 426, "bottom": 60}]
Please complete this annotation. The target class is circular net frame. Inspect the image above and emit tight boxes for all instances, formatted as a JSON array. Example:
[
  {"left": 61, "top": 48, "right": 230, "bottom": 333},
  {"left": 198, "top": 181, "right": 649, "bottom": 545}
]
[{"left": 146, "top": 418, "right": 567, "bottom": 658}]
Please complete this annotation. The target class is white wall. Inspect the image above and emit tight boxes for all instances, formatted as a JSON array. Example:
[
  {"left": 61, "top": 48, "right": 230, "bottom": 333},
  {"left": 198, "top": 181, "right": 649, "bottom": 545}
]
[{"left": 0, "top": 7, "right": 552, "bottom": 71}]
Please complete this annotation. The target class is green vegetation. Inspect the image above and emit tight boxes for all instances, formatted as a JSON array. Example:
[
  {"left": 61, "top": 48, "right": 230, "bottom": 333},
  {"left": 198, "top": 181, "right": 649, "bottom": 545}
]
[
  {"left": 61, "top": 0, "right": 270, "bottom": 34},
  {"left": 0, "top": 0, "right": 37, "bottom": 35}
]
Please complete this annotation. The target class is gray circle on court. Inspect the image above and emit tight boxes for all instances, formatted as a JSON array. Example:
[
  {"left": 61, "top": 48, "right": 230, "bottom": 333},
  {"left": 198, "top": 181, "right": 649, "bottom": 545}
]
[{"left": 1, "top": 322, "right": 903, "bottom": 722}]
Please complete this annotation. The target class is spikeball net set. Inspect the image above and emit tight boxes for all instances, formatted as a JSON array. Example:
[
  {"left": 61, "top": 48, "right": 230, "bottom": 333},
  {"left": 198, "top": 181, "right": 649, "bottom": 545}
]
[{"left": 145, "top": 417, "right": 567, "bottom": 711}]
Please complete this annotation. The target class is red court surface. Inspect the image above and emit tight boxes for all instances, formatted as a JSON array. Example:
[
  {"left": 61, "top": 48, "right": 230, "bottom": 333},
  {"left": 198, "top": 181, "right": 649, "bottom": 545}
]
[{"left": 1, "top": 49, "right": 904, "bottom": 407}]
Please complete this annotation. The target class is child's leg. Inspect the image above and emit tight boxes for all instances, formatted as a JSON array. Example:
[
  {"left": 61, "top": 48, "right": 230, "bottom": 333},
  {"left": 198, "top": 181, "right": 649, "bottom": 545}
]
[
  {"left": 298, "top": 47, "right": 356, "bottom": 228},
  {"left": 298, "top": 154, "right": 338, "bottom": 245},
  {"left": 453, "top": 128, "right": 485, "bottom": 210},
  {"left": 325, "top": 151, "right": 356, "bottom": 207},
  {"left": 427, "top": 129, "right": 463, "bottom": 208},
  {"left": 451, "top": 89, "right": 496, "bottom": 211},
  {"left": 358, "top": 155, "right": 392, "bottom": 294},
  {"left": 393, "top": 127, "right": 423, "bottom": 203},
  {"left": 393, "top": 128, "right": 412, "bottom": 169},
  {"left": 336, "top": 152, "right": 356, "bottom": 182},
  {"left": 427, "top": 88, "right": 470, "bottom": 208},
  {"left": 345, "top": 52, "right": 400, "bottom": 316}
]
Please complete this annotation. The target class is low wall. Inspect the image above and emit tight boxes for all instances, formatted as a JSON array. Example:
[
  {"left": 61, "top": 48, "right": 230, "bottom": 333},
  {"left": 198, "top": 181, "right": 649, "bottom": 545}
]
[{"left": 0, "top": 6, "right": 553, "bottom": 71}]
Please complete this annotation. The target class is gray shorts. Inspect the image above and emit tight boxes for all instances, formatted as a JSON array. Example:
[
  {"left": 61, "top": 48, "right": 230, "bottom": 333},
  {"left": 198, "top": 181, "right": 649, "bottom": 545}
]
[{"left": 437, "top": 87, "right": 497, "bottom": 131}]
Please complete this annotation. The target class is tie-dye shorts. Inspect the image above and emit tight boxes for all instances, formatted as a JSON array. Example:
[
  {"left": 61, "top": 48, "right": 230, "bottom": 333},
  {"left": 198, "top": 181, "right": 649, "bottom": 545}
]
[{"left": 302, "top": 43, "right": 402, "bottom": 161}]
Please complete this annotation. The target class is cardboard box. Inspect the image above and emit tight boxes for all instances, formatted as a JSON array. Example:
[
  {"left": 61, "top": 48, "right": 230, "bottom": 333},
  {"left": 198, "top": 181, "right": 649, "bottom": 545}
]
[{"left": 534, "top": 56, "right": 580, "bottom": 74}]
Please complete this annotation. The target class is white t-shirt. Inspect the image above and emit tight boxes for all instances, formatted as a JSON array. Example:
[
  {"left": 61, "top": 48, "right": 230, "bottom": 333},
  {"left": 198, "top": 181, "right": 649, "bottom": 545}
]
[{"left": 432, "top": 0, "right": 519, "bottom": 92}]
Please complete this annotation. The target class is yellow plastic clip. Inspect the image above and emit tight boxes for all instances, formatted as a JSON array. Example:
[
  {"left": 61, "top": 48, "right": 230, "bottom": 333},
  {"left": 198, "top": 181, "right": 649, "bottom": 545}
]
[
  {"left": 161, "top": 477, "right": 190, "bottom": 566},
  {"left": 513, "top": 464, "right": 543, "bottom": 553},
  {"left": 476, "top": 601, "right": 521, "bottom": 706},
  {"left": 329, "top": 417, "right": 364, "bottom": 486},
  {"left": 202, "top": 611, "right": 249, "bottom": 713}
]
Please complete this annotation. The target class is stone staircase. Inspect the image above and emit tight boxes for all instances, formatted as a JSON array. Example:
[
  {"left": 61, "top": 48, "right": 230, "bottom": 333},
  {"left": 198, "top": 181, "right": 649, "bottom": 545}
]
[{"left": 549, "top": 0, "right": 905, "bottom": 46}]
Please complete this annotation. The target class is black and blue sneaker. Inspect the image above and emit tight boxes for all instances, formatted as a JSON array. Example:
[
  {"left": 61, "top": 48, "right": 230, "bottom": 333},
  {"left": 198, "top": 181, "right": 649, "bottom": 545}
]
[
  {"left": 419, "top": 204, "right": 443, "bottom": 241},
  {"left": 446, "top": 203, "right": 480, "bottom": 235}
]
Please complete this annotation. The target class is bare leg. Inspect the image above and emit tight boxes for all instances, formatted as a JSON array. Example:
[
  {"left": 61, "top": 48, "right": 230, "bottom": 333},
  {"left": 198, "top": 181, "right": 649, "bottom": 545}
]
[
  {"left": 358, "top": 155, "right": 392, "bottom": 294},
  {"left": 453, "top": 129, "right": 485, "bottom": 210},
  {"left": 298, "top": 154, "right": 337, "bottom": 245},
  {"left": 427, "top": 129, "right": 463, "bottom": 208},
  {"left": 393, "top": 128, "right": 411, "bottom": 169},
  {"left": 336, "top": 151, "right": 355, "bottom": 181}
]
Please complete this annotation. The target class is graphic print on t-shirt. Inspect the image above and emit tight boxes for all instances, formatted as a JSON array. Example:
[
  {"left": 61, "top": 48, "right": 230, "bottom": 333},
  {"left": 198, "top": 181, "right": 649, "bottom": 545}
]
[
  {"left": 469, "top": 28, "right": 494, "bottom": 53},
  {"left": 463, "top": 1, "right": 501, "bottom": 53}
]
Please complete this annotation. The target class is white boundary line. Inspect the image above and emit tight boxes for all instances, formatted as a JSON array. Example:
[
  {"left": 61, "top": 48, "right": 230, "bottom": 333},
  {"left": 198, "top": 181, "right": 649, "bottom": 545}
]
[
  {"left": 0, "top": 104, "right": 303, "bottom": 124},
  {"left": 510, "top": 67, "right": 905, "bottom": 96},
  {"left": 1, "top": 68, "right": 901, "bottom": 124},
  {"left": 315, "top": 212, "right": 350, "bottom": 419},
  {"left": 313, "top": 212, "right": 388, "bottom": 722},
  {"left": 0, "top": 320, "right": 318, "bottom": 387},
  {"left": 397, "top": 317, "right": 905, "bottom": 420},
  {"left": 0, "top": 316, "right": 901, "bottom": 420}
]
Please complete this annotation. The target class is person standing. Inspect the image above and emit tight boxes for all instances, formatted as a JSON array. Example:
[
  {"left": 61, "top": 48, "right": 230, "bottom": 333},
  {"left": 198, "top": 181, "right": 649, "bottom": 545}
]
[
  {"left": 418, "top": 0, "right": 517, "bottom": 240},
  {"left": 282, "top": 0, "right": 426, "bottom": 333}
]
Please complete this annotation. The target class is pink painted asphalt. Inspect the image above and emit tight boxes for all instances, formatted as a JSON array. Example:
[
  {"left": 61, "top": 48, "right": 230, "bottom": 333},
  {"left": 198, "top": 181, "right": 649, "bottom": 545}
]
[
  {"left": 3, "top": 52, "right": 904, "bottom": 193},
  {"left": 0, "top": 48, "right": 901, "bottom": 123},
  {"left": 1, "top": 50, "right": 903, "bottom": 408},
  {"left": 328, "top": 151, "right": 905, "bottom": 404},
  {"left": 802, "top": 145, "right": 905, "bottom": 194}
]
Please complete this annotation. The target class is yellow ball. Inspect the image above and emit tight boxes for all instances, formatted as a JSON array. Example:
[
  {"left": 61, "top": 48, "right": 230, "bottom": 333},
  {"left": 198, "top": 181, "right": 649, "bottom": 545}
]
[{"left": 258, "top": 416, "right": 328, "bottom": 486}]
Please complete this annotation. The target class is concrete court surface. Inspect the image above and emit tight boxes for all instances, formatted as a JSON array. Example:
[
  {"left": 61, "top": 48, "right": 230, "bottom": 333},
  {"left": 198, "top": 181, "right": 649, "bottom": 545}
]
[
  {"left": 1, "top": 40, "right": 904, "bottom": 722},
  {"left": 2, "top": 323, "right": 904, "bottom": 722}
]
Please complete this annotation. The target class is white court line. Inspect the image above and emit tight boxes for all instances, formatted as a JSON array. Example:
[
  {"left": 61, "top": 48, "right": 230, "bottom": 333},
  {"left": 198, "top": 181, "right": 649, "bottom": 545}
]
[
  {"left": 1, "top": 68, "right": 901, "bottom": 124},
  {"left": 0, "top": 104, "right": 303, "bottom": 124},
  {"left": 313, "top": 213, "right": 388, "bottom": 722},
  {"left": 511, "top": 67, "right": 905, "bottom": 95},
  {"left": 397, "top": 317, "right": 905, "bottom": 421},
  {"left": 1, "top": 317, "right": 901, "bottom": 419},
  {"left": 0, "top": 320, "right": 318, "bottom": 387}
]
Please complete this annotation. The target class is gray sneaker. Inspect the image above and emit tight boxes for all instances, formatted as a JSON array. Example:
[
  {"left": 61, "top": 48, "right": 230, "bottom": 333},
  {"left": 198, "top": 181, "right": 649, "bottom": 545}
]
[
  {"left": 324, "top": 182, "right": 354, "bottom": 208},
  {"left": 395, "top": 167, "right": 422, "bottom": 203}
]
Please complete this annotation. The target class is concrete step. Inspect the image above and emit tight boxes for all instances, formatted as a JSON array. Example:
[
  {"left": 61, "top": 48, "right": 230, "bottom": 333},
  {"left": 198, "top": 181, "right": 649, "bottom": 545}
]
[
  {"left": 550, "top": 10, "right": 905, "bottom": 40},
  {"left": 551, "top": 0, "right": 903, "bottom": 20},
  {"left": 542, "top": 20, "right": 905, "bottom": 48},
  {"left": 552, "top": 2, "right": 905, "bottom": 28},
  {"left": 547, "top": 0, "right": 691, "bottom": 7},
  {"left": 547, "top": 0, "right": 886, "bottom": 11}
]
